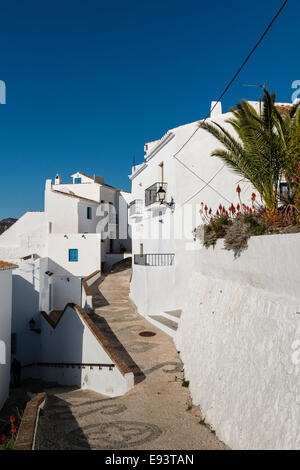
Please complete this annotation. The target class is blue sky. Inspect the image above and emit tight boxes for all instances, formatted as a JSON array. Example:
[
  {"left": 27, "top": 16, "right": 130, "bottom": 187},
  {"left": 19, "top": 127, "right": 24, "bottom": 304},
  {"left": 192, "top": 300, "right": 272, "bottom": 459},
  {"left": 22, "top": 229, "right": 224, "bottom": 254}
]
[{"left": 0, "top": 0, "right": 298, "bottom": 219}]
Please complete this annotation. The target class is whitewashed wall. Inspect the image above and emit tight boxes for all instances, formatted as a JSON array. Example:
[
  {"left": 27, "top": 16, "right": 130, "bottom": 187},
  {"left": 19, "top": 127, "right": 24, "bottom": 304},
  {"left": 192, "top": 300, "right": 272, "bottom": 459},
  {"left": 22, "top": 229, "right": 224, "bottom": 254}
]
[
  {"left": 129, "top": 111, "right": 257, "bottom": 320},
  {"left": 81, "top": 270, "right": 101, "bottom": 311},
  {"left": 50, "top": 275, "right": 82, "bottom": 311},
  {"left": 11, "top": 260, "right": 41, "bottom": 377},
  {"left": 117, "top": 191, "right": 132, "bottom": 253},
  {"left": 0, "top": 269, "right": 13, "bottom": 410},
  {"left": 47, "top": 233, "right": 101, "bottom": 276},
  {"left": 54, "top": 181, "right": 101, "bottom": 202},
  {"left": 0, "top": 212, "right": 48, "bottom": 263},
  {"left": 176, "top": 233, "right": 300, "bottom": 450},
  {"left": 45, "top": 180, "right": 79, "bottom": 233},
  {"left": 40, "top": 306, "right": 133, "bottom": 396},
  {"left": 131, "top": 265, "right": 177, "bottom": 317}
]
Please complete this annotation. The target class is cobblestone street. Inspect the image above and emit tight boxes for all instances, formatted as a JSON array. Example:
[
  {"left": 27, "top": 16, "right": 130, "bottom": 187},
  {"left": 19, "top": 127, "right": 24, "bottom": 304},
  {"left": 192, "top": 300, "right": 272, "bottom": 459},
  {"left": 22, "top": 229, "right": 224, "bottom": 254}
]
[{"left": 36, "top": 263, "right": 227, "bottom": 450}]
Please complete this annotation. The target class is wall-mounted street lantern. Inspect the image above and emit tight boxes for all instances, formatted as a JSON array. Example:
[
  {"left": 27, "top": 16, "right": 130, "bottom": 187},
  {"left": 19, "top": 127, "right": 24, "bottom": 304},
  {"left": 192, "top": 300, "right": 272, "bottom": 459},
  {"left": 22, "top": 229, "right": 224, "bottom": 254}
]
[
  {"left": 29, "top": 318, "right": 41, "bottom": 334},
  {"left": 157, "top": 186, "right": 175, "bottom": 209},
  {"left": 157, "top": 186, "right": 166, "bottom": 203}
]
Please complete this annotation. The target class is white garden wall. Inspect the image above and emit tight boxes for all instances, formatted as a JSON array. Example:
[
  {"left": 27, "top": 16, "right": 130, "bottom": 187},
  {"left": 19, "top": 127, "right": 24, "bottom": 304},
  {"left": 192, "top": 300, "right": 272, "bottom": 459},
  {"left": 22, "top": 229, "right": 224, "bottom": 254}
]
[
  {"left": 40, "top": 305, "right": 133, "bottom": 396},
  {"left": 176, "top": 233, "right": 300, "bottom": 450},
  {"left": 11, "top": 260, "right": 41, "bottom": 377},
  {"left": 130, "top": 264, "right": 177, "bottom": 317},
  {"left": 0, "top": 269, "right": 13, "bottom": 410}
]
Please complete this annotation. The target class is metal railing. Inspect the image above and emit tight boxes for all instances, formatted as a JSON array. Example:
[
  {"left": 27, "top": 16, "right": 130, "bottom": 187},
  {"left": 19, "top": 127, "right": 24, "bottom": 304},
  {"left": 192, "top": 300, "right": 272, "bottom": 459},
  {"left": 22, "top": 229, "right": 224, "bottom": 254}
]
[
  {"left": 129, "top": 199, "right": 143, "bottom": 216},
  {"left": 134, "top": 253, "right": 175, "bottom": 266},
  {"left": 145, "top": 182, "right": 167, "bottom": 207}
]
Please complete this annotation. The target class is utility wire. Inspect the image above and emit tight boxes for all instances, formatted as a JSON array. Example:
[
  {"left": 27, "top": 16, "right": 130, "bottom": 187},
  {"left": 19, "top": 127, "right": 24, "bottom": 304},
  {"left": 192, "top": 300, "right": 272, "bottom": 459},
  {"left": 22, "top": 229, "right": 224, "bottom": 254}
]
[{"left": 173, "top": 0, "right": 289, "bottom": 204}]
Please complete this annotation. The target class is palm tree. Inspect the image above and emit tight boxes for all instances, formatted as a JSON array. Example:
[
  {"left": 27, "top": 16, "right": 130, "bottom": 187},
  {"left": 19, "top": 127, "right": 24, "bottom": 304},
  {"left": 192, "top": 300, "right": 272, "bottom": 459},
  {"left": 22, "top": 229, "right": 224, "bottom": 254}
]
[{"left": 200, "top": 89, "right": 300, "bottom": 209}]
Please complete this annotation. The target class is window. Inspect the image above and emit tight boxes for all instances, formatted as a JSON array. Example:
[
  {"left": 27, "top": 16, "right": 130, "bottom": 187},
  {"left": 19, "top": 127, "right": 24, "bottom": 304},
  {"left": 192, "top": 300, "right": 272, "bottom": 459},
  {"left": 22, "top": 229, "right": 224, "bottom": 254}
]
[
  {"left": 280, "top": 182, "right": 290, "bottom": 198},
  {"left": 69, "top": 249, "right": 78, "bottom": 262},
  {"left": 74, "top": 177, "right": 82, "bottom": 184},
  {"left": 87, "top": 207, "right": 92, "bottom": 219}
]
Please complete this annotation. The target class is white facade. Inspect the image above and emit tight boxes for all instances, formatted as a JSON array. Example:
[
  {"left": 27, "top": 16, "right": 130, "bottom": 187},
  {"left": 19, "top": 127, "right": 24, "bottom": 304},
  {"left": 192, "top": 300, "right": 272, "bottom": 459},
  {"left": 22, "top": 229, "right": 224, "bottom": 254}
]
[
  {"left": 129, "top": 100, "right": 293, "bottom": 324},
  {"left": 39, "top": 305, "right": 134, "bottom": 396},
  {"left": 11, "top": 260, "right": 41, "bottom": 378},
  {"left": 0, "top": 171, "right": 131, "bottom": 313},
  {"left": 0, "top": 171, "right": 132, "bottom": 391},
  {"left": 0, "top": 263, "right": 17, "bottom": 410},
  {"left": 176, "top": 233, "right": 300, "bottom": 450}
]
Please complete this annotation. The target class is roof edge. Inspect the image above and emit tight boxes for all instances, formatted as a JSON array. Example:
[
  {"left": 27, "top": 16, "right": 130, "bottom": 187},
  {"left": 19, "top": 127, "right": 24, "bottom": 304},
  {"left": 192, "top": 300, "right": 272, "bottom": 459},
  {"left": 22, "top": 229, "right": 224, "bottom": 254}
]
[{"left": 40, "top": 303, "right": 131, "bottom": 377}]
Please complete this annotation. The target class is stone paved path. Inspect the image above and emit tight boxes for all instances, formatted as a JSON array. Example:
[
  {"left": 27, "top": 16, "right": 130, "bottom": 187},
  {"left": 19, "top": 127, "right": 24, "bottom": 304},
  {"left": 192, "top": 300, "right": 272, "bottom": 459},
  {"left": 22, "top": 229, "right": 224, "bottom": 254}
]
[{"left": 36, "top": 263, "right": 227, "bottom": 450}]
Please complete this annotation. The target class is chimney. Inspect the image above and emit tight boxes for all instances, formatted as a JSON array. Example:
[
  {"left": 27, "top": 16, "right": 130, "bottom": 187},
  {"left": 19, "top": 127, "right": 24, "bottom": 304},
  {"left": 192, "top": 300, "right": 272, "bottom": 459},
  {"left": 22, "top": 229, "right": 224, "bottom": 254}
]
[
  {"left": 210, "top": 101, "right": 222, "bottom": 118},
  {"left": 55, "top": 173, "right": 62, "bottom": 185}
]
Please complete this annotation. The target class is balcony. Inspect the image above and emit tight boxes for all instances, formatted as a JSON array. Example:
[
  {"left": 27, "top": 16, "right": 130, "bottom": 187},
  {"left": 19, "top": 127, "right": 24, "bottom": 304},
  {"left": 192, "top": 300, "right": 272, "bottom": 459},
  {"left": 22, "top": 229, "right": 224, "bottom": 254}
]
[
  {"left": 129, "top": 199, "right": 144, "bottom": 218},
  {"left": 145, "top": 182, "right": 167, "bottom": 208},
  {"left": 134, "top": 253, "right": 175, "bottom": 266}
]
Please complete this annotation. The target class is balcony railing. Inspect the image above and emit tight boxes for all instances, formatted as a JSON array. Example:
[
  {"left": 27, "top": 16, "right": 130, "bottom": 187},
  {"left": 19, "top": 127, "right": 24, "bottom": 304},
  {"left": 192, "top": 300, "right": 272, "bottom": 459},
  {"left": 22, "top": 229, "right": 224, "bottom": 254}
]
[
  {"left": 145, "top": 182, "right": 167, "bottom": 207},
  {"left": 134, "top": 253, "right": 175, "bottom": 266},
  {"left": 129, "top": 199, "right": 143, "bottom": 216}
]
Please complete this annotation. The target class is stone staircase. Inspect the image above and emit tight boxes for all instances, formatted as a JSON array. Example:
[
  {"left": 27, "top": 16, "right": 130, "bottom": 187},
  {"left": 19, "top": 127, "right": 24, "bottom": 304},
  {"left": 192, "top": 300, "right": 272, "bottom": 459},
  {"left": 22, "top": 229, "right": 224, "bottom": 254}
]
[{"left": 148, "top": 309, "right": 182, "bottom": 338}]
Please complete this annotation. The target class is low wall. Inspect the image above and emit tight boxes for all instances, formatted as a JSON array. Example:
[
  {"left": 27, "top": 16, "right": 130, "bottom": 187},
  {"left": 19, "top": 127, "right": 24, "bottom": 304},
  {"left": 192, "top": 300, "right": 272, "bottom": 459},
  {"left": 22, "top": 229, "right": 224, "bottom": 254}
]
[
  {"left": 40, "top": 304, "right": 134, "bottom": 396},
  {"left": 81, "top": 270, "right": 101, "bottom": 311},
  {"left": 176, "top": 233, "right": 300, "bottom": 450},
  {"left": 14, "top": 393, "right": 46, "bottom": 450},
  {"left": 130, "top": 264, "right": 177, "bottom": 317}
]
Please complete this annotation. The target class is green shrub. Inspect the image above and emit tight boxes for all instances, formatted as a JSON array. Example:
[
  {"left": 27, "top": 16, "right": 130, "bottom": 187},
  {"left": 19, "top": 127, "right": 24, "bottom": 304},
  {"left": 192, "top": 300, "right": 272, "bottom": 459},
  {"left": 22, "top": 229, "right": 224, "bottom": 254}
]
[
  {"left": 240, "top": 214, "right": 266, "bottom": 236},
  {"left": 224, "top": 219, "right": 251, "bottom": 251},
  {"left": 203, "top": 215, "right": 231, "bottom": 247}
]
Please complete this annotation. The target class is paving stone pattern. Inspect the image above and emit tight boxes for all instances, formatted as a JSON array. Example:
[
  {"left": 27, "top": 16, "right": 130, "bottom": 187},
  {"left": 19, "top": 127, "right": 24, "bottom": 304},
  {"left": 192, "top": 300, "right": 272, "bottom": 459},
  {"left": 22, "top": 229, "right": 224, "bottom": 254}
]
[{"left": 36, "top": 264, "right": 227, "bottom": 450}]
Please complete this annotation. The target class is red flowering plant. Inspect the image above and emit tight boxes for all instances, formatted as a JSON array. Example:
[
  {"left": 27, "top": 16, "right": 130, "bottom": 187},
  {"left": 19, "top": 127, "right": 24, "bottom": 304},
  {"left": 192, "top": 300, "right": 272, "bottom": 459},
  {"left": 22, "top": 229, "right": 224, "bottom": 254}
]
[
  {"left": 0, "top": 416, "right": 17, "bottom": 450},
  {"left": 197, "top": 186, "right": 266, "bottom": 249},
  {"left": 197, "top": 180, "right": 300, "bottom": 250}
]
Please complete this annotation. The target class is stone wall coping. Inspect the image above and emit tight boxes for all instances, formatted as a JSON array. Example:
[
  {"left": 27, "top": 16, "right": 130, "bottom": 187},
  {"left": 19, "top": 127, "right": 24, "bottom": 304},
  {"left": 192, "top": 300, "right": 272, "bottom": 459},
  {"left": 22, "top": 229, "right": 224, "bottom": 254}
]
[
  {"left": 82, "top": 269, "right": 101, "bottom": 296},
  {"left": 14, "top": 392, "right": 47, "bottom": 451},
  {"left": 40, "top": 303, "right": 132, "bottom": 377}
]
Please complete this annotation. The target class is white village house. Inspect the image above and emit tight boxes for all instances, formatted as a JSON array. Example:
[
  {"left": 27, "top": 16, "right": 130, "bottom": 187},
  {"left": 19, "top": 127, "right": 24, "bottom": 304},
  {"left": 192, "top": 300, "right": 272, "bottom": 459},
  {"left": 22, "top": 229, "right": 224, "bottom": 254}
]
[
  {"left": 129, "top": 100, "right": 300, "bottom": 449},
  {"left": 0, "top": 172, "right": 134, "bottom": 397},
  {"left": 0, "top": 261, "right": 18, "bottom": 411},
  {"left": 129, "top": 100, "right": 260, "bottom": 333},
  {"left": 129, "top": 100, "right": 295, "bottom": 334}
]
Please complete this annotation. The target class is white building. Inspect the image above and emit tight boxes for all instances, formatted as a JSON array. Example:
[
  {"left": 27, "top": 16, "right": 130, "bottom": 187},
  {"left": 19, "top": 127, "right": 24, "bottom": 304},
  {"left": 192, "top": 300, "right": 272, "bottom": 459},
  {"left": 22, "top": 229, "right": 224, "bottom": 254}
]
[
  {"left": 0, "top": 171, "right": 132, "bottom": 395},
  {"left": 0, "top": 171, "right": 131, "bottom": 312},
  {"left": 0, "top": 261, "right": 18, "bottom": 411},
  {"left": 128, "top": 100, "right": 293, "bottom": 336}
]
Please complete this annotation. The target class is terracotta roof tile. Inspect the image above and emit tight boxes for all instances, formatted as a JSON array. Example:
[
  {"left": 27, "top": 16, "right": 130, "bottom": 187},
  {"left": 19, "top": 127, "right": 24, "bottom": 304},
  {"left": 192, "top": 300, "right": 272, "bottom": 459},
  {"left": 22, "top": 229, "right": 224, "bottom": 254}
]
[
  {"left": 14, "top": 392, "right": 47, "bottom": 451},
  {"left": 0, "top": 260, "right": 18, "bottom": 270},
  {"left": 276, "top": 104, "right": 293, "bottom": 115}
]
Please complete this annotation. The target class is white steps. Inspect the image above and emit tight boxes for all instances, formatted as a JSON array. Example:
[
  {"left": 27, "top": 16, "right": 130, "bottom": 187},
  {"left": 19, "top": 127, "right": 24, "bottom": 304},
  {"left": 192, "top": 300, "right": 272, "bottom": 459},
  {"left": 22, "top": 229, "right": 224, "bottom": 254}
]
[{"left": 148, "top": 309, "right": 182, "bottom": 338}]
